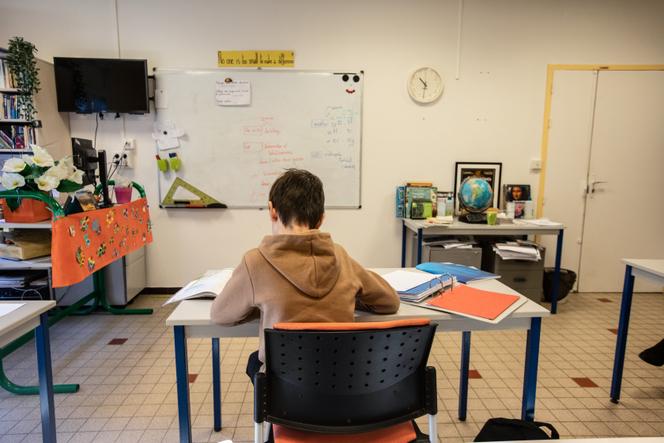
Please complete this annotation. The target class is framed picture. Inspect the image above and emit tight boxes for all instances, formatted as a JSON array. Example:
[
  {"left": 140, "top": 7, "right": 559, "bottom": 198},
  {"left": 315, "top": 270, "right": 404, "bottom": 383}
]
[
  {"left": 453, "top": 162, "right": 502, "bottom": 213},
  {"left": 504, "top": 184, "right": 531, "bottom": 203}
]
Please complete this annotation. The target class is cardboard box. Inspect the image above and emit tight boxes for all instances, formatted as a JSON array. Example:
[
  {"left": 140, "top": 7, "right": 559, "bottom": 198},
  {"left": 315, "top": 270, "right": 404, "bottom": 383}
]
[{"left": 0, "top": 230, "right": 51, "bottom": 260}]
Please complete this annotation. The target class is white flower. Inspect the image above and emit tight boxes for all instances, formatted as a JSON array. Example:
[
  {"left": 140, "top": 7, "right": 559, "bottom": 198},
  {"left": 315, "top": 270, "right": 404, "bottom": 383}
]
[
  {"left": 68, "top": 169, "right": 85, "bottom": 185},
  {"left": 44, "top": 162, "right": 70, "bottom": 180},
  {"left": 61, "top": 156, "right": 75, "bottom": 171},
  {"left": 1, "top": 173, "right": 26, "bottom": 190},
  {"left": 35, "top": 174, "right": 60, "bottom": 192},
  {"left": 2, "top": 157, "right": 27, "bottom": 173},
  {"left": 21, "top": 155, "right": 34, "bottom": 166},
  {"left": 31, "top": 145, "right": 55, "bottom": 168}
]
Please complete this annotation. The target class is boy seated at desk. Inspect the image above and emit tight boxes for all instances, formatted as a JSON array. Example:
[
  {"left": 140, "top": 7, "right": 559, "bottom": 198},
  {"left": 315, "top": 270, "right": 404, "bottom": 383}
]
[{"left": 211, "top": 169, "right": 399, "bottom": 381}]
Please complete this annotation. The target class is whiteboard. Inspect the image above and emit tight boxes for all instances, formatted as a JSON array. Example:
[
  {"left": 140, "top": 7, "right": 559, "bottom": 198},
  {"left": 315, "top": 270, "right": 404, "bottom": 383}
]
[{"left": 154, "top": 68, "right": 363, "bottom": 208}]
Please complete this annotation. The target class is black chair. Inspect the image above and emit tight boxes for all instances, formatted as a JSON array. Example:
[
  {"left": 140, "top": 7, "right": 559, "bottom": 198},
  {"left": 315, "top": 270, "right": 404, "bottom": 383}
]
[{"left": 254, "top": 318, "right": 438, "bottom": 443}]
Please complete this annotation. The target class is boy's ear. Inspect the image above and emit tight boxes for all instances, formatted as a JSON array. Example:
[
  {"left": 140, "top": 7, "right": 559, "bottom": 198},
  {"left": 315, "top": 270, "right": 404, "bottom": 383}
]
[{"left": 268, "top": 201, "right": 279, "bottom": 222}]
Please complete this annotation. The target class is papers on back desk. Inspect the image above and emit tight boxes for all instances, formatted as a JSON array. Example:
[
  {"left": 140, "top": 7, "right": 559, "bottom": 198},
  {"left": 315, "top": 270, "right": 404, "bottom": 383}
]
[
  {"left": 164, "top": 269, "right": 233, "bottom": 305},
  {"left": 493, "top": 243, "right": 541, "bottom": 261}
]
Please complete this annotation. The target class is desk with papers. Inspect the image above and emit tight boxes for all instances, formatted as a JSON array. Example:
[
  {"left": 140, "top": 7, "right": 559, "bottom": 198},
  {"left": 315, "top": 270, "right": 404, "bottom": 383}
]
[
  {"left": 401, "top": 218, "right": 565, "bottom": 313},
  {"left": 165, "top": 269, "right": 550, "bottom": 443}
]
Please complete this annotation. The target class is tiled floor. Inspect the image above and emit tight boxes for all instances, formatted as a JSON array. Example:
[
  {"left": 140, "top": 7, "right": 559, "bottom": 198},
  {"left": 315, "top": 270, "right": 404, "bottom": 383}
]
[{"left": 1, "top": 291, "right": 663, "bottom": 442}]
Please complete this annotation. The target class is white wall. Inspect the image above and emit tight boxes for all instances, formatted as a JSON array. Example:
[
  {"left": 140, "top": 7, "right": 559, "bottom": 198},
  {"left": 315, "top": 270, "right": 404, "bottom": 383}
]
[{"left": 2, "top": 0, "right": 663, "bottom": 286}]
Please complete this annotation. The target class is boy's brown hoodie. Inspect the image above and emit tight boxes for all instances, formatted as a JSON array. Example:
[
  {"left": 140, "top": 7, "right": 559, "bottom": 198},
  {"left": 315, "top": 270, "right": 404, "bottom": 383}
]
[{"left": 210, "top": 230, "right": 399, "bottom": 362}]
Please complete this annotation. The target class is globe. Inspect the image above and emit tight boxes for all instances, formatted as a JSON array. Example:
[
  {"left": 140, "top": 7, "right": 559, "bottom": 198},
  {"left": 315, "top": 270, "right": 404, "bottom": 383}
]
[{"left": 458, "top": 177, "right": 493, "bottom": 213}]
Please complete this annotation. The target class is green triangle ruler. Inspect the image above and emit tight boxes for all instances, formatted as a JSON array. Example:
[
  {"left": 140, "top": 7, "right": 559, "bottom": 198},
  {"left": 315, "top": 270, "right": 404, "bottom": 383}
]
[{"left": 161, "top": 177, "right": 227, "bottom": 208}]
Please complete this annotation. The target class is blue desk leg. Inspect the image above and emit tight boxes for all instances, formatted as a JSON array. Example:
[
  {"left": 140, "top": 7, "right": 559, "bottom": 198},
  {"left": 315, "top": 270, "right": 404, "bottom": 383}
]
[
  {"left": 610, "top": 265, "right": 635, "bottom": 403},
  {"left": 550, "top": 229, "right": 564, "bottom": 314},
  {"left": 458, "top": 331, "right": 471, "bottom": 421},
  {"left": 212, "top": 338, "right": 222, "bottom": 431},
  {"left": 35, "top": 313, "right": 56, "bottom": 443},
  {"left": 401, "top": 220, "right": 407, "bottom": 268},
  {"left": 521, "top": 317, "right": 542, "bottom": 421},
  {"left": 416, "top": 228, "right": 423, "bottom": 265},
  {"left": 174, "top": 326, "right": 192, "bottom": 443}
]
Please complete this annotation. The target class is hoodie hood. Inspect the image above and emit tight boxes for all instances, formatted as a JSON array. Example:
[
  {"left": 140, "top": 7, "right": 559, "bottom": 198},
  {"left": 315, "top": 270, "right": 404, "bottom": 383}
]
[{"left": 258, "top": 230, "right": 340, "bottom": 298}]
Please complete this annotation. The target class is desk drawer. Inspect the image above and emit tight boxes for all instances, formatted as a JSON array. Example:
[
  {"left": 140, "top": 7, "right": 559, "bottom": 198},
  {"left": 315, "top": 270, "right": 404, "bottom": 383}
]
[{"left": 498, "top": 270, "right": 544, "bottom": 301}]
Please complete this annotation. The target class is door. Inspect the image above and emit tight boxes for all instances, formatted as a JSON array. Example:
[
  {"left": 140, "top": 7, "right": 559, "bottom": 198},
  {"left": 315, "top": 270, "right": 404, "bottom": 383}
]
[
  {"left": 543, "top": 69, "right": 664, "bottom": 292},
  {"left": 540, "top": 71, "right": 598, "bottom": 287},
  {"left": 577, "top": 71, "right": 664, "bottom": 292}
]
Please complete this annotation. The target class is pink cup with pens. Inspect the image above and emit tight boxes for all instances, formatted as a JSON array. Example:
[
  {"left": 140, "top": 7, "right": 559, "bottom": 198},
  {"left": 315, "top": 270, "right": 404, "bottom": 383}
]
[{"left": 114, "top": 186, "right": 133, "bottom": 204}]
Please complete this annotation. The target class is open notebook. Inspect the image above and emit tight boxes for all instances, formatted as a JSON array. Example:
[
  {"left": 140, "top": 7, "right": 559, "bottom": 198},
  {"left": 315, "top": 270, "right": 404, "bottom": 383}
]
[{"left": 164, "top": 269, "right": 233, "bottom": 305}]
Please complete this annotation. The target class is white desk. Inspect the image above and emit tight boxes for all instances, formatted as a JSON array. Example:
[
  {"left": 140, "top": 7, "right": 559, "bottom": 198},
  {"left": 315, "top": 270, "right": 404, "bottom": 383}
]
[
  {"left": 401, "top": 219, "right": 565, "bottom": 313},
  {"left": 0, "top": 301, "right": 56, "bottom": 443},
  {"left": 166, "top": 270, "right": 549, "bottom": 443},
  {"left": 610, "top": 259, "right": 664, "bottom": 403}
]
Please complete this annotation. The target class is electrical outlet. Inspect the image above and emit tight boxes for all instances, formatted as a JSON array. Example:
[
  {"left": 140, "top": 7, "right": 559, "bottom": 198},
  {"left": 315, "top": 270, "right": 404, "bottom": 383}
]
[
  {"left": 123, "top": 138, "right": 136, "bottom": 150},
  {"left": 122, "top": 151, "right": 134, "bottom": 169},
  {"left": 530, "top": 158, "right": 541, "bottom": 171}
]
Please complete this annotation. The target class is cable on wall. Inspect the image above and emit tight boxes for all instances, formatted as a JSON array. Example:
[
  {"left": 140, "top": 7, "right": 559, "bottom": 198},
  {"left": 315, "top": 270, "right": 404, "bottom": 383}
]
[{"left": 456, "top": 0, "right": 464, "bottom": 80}]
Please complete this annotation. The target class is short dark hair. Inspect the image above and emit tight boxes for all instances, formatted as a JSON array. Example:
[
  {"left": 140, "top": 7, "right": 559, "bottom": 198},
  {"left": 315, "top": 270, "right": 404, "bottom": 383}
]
[{"left": 269, "top": 169, "right": 325, "bottom": 228}]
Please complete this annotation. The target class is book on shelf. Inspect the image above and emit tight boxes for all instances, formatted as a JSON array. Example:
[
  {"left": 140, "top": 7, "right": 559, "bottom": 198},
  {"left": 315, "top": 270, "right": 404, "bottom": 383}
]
[
  {"left": 0, "top": 59, "right": 16, "bottom": 89},
  {"left": 163, "top": 269, "right": 233, "bottom": 305}
]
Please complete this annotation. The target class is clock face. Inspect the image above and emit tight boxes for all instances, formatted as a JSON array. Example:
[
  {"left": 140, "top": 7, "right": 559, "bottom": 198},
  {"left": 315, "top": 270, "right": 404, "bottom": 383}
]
[{"left": 408, "top": 67, "right": 444, "bottom": 104}]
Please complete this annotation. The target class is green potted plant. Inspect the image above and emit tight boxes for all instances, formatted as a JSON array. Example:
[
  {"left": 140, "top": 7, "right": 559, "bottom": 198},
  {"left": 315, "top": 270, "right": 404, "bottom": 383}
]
[
  {"left": 1, "top": 146, "right": 84, "bottom": 222},
  {"left": 5, "top": 37, "right": 41, "bottom": 122}
]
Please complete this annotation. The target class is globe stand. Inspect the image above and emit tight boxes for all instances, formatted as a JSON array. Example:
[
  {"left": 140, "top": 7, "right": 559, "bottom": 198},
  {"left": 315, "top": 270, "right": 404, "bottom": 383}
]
[{"left": 459, "top": 212, "right": 487, "bottom": 224}]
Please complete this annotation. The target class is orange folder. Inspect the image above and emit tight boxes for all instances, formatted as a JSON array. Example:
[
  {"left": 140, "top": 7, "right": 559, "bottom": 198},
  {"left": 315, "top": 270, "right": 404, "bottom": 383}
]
[{"left": 426, "top": 284, "right": 521, "bottom": 321}]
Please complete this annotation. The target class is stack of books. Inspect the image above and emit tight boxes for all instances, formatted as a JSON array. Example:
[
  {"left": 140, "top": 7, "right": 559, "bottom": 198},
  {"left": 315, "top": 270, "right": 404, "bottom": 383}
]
[{"left": 395, "top": 182, "right": 437, "bottom": 219}]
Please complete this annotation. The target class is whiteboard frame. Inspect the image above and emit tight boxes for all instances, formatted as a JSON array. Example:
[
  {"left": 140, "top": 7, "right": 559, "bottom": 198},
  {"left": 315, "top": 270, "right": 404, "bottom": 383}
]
[{"left": 153, "top": 67, "right": 364, "bottom": 210}]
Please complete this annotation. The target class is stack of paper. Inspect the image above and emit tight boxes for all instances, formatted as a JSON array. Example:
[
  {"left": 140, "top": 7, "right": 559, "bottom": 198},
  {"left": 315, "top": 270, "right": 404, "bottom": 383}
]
[
  {"left": 425, "top": 215, "right": 453, "bottom": 225},
  {"left": 514, "top": 218, "right": 562, "bottom": 227},
  {"left": 381, "top": 270, "right": 453, "bottom": 303},
  {"left": 440, "top": 239, "right": 474, "bottom": 249},
  {"left": 493, "top": 243, "right": 541, "bottom": 261}
]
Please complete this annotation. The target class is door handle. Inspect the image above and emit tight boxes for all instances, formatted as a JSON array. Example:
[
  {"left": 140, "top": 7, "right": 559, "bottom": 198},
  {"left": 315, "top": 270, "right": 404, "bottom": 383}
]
[{"left": 590, "top": 181, "right": 607, "bottom": 194}]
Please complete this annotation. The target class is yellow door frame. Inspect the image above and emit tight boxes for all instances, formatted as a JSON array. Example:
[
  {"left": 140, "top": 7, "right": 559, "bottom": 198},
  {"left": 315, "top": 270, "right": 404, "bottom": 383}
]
[{"left": 536, "top": 64, "right": 664, "bottom": 217}]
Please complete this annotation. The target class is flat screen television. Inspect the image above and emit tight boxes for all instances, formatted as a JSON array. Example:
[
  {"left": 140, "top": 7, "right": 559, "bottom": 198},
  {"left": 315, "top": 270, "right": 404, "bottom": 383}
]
[{"left": 54, "top": 57, "right": 149, "bottom": 114}]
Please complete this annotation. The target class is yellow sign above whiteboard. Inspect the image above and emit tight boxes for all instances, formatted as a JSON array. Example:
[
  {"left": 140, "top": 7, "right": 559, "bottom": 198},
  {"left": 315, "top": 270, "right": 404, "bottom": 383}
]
[{"left": 217, "top": 50, "right": 295, "bottom": 67}]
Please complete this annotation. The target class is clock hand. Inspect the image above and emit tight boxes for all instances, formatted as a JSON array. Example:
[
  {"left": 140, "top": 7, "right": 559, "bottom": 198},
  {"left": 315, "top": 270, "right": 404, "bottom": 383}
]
[{"left": 419, "top": 77, "right": 428, "bottom": 88}]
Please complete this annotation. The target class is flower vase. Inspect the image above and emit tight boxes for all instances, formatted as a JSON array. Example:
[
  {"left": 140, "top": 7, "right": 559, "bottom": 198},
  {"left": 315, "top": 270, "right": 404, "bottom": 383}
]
[{"left": 0, "top": 198, "right": 52, "bottom": 223}]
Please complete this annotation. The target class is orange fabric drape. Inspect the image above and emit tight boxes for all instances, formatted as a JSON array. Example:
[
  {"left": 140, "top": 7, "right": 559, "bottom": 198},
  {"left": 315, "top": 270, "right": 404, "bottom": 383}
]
[{"left": 51, "top": 198, "right": 153, "bottom": 287}]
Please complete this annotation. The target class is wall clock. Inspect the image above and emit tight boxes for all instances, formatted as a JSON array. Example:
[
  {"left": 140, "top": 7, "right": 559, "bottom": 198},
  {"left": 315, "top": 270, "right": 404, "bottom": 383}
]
[{"left": 408, "top": 67, "right": 444, "bottom": 104}]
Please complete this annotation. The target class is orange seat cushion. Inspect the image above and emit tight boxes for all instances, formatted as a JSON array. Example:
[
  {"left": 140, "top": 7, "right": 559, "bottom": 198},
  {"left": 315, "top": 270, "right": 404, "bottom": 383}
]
[
  {"left": 274, "top": 318, "right": 430, "bottom": 331},
  {"left": 273, "top": 421, "right": 416, "bottom": 443}
]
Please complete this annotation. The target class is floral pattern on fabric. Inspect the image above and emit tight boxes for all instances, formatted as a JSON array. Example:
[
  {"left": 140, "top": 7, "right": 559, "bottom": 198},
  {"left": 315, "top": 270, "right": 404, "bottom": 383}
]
[{"left": 52, "top": 198, "right": 153, "bottom": 288}]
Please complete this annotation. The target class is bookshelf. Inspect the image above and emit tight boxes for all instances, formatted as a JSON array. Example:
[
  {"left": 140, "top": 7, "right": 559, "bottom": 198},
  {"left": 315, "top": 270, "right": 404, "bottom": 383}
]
[{"left": 0, "top": 49, "right": 70, "bottom": 157}]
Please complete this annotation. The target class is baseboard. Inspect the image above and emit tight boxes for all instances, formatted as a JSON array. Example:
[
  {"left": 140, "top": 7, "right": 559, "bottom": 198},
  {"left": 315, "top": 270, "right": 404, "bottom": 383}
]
[{"left": 139, "top": 287, "right": 181, "bottom": 295}]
